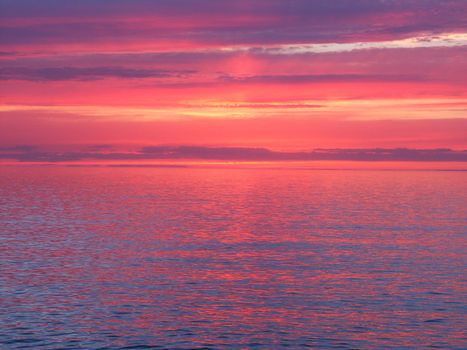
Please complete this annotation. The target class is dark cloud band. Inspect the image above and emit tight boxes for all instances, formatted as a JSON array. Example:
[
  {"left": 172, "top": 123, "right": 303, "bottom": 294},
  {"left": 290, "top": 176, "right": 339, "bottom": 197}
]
[
  {"left": 1, "top": 145, "right": 465, "bottom": 162},
  {"left": 1, "top": 1, "right": 466, "bottom": 47},
  {"left": 0, "top": 66, "right": 194, "bottom": 81}
]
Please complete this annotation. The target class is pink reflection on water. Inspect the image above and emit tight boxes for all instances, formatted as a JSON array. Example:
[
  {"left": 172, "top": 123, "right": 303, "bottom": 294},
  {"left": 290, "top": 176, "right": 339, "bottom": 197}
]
[{"left": 0, "top": 166, "right": 466, "bottom": 348}]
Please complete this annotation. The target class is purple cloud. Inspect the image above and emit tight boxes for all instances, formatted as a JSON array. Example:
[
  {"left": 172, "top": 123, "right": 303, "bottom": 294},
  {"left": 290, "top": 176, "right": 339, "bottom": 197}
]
[
  {"left": 1, "top": 145, "right": 466, "bottom": 163},
  {"left": 1, "top": 1, "right": 466, "bottom": 47},
  {"left": 0, "top": 66, "right": 194, "bottom": 81},
  {"left": 219, "top": 74, "right": 427, "bottom": 84}
]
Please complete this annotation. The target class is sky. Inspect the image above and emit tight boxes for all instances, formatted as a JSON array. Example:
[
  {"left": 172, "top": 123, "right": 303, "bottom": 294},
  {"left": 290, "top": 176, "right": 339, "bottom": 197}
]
[{"left": 0, "top": 0, "right": 466, "bottom": 163}]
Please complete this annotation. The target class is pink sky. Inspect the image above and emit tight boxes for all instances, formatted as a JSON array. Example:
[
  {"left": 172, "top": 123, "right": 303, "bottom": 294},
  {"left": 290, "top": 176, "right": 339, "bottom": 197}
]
[{"left": 0, "top": 0, "right": 466, "bottom": 163}]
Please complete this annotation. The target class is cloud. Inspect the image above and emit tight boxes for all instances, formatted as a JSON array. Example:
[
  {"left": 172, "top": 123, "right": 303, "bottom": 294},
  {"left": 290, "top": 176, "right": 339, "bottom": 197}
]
[
  {"left": 1, "top": 145, "right": 465, "bottom": 163},
  {"left": 140, "top": 146, "right": 467, "bottom": 162},
  {"left": 219, "top": 74, "right": 426, "bottom": 84},
  {"left": 85, "top": 144, "right": 115, "bottom": 151},
  {"left": 0, "top": 66, "right": 194, "bottom": 81},
  {"left": 1, "top": 1, "right": 466, "bottom": 49},
  {"left": 0, "top": 145, "right": 37, "bottom": 152}
]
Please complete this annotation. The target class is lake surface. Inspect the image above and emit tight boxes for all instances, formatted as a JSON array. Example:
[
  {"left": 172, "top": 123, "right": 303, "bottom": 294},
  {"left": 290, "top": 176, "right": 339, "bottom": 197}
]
[{"left": 1, "top": 166, "right": 466, "bottom": 349}]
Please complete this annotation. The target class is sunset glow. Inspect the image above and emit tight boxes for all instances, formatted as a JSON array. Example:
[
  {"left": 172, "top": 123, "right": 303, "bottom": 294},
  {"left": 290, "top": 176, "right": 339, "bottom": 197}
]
[{"left": 1, "top": 0, "right": 466, "bottom": 165}]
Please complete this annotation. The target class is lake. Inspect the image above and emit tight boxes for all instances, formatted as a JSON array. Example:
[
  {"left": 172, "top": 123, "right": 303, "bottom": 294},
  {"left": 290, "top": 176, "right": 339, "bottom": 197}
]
[{"left": 1, "top": 166, "right": 466, "bottom": 349}]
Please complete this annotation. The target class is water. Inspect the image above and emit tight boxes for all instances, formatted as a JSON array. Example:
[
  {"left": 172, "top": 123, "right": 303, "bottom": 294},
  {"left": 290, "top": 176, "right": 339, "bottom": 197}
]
[{"left": 1, "top": 166, "right": 466, "bottom": 349}]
